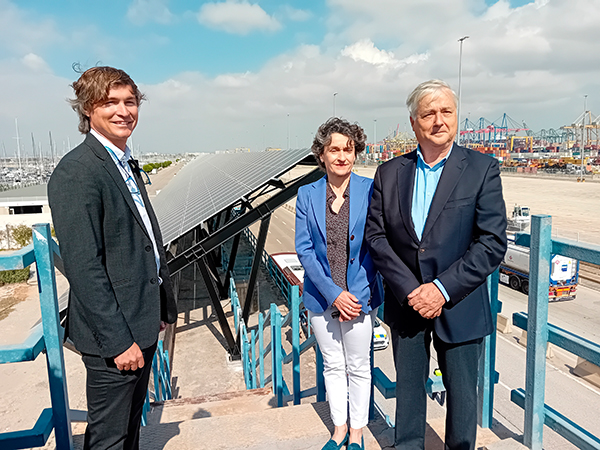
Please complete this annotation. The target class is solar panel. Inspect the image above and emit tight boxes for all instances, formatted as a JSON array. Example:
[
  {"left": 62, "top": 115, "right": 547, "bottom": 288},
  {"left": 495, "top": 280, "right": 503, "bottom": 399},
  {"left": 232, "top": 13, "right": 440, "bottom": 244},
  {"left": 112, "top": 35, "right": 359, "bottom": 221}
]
[{"left": 153, "top": 148, "right": 313, "bottom": 245}]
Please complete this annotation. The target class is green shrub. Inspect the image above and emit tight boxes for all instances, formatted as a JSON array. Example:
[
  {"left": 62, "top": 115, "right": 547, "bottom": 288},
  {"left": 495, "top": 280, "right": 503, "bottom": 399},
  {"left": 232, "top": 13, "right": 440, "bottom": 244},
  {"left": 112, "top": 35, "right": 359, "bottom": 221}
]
[
  {"left": 0, "top": 267, "right": 30, "bottom": 286},
  {"left": 11, "top": 224, "right": 33, "bottom": 248},
  {"left": 142, "top": 163, "right": 153, "bottom": 173}
]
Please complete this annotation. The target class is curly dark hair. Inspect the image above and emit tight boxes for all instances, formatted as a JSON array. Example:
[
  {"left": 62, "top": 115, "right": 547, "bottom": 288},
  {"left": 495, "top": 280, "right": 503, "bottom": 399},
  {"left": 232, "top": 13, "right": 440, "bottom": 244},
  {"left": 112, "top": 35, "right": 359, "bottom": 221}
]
[{"left": 311, "top": 117, "right": 367, "bottom": 170}]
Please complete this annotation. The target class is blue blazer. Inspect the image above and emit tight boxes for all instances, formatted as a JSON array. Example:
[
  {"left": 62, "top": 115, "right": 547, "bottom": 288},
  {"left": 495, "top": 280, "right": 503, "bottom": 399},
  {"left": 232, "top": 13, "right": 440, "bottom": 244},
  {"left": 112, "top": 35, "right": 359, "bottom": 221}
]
[{"left": 295, "top": 172, "right": 384, "bottom": 314}]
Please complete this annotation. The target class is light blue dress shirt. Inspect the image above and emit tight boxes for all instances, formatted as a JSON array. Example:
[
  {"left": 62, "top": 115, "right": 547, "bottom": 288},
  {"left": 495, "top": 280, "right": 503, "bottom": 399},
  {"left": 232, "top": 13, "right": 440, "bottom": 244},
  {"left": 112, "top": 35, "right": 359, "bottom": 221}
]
[{"left": 411, "top": 145, "right": 452, "bottom": 301}]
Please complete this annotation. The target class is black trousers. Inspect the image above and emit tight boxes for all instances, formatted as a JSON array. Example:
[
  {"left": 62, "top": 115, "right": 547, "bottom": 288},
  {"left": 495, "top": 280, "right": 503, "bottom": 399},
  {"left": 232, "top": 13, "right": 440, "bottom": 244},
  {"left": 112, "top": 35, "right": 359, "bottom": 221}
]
[
  {"left": 391, "top": 327, "right": 483, "bottom": 450},
  {"left": 82, "top": 341, "right": 157, "bottom": 450}
]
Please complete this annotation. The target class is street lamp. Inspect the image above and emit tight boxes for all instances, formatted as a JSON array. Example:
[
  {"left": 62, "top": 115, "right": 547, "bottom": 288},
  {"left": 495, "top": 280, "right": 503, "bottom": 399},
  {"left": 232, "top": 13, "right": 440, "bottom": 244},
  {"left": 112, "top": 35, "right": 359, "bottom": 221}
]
[
  {"left": 457, "top": 35, "right": 470, "bottom": 145},
  {"left": 374, "top": 119, "right": 377, "bottom": 152},
  {"left": 333, "top": 92, "right": 338, "bottom": 117},
  {"left": 581, "top": 95, "right": 587, "bottom": 180}
]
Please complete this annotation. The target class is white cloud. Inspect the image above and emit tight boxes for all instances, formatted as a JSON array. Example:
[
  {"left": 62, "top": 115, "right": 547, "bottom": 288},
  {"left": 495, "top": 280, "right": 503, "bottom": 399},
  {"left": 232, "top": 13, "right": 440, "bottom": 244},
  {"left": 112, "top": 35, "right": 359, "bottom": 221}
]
[
  {"left": 2, "top": 0, "right": 600, "bottom": 155},
  {"left": 127, "top": 0, "right": 174, "bottom": 25},
  {"left": 214, "top": 72, "right": 254, "bottom": 88},
  {"left": 342, "top": 39, "right": 398, "bottom": 67},
  {"left": 0, "top": 0, "right": 64, "bottom": 54},
  {"left": 280, "top": 5, "right": 312, "bottom": 22},
  {"left": 22, "top": 53, "right": 50, "bottom": 72},
  {"left": 197, "top": 0, "right": 281, "bottom": 35}
]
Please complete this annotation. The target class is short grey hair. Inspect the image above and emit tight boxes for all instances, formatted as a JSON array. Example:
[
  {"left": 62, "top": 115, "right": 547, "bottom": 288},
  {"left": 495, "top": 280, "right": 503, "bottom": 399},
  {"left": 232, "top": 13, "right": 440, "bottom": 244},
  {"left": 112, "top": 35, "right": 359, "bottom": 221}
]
[
  {"left": 311, "top": 117, "right": 366, "bottom": 170},
  {"left": 406, "top": 80, "right": 458, "bottom": 119}
]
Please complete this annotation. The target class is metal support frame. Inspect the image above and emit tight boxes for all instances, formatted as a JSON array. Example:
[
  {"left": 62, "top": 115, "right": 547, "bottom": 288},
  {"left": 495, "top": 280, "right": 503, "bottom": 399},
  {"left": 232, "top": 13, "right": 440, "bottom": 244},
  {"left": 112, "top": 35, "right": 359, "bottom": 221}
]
[
  {"left": 196, "top": 257, "right": 239, "bottom": 356},
  {"left": 223, "top": 233, "right": 241, "bottom": 292},
  {"left": 165, "top": 168, "right": 321, "bottom": 359},
  {"left": 167, "top": 168, "right": 322, "bottom": 276},
  {"left": 197, "top": 228, "right": 225, "bottom": 296},
  {"left": 166, "top": 168, "right": 322, "bottom": 357},
  {"left": 241, "top": 215, "right": 271, "bottom": 325}
]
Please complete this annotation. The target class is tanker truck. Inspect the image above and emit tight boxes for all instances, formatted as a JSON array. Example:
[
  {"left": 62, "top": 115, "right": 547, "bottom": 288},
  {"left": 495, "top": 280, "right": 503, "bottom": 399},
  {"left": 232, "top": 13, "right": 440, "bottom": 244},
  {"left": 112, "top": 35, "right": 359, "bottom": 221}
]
[{"left": 499, "top": 243, "right": 579, "bottom": 301}]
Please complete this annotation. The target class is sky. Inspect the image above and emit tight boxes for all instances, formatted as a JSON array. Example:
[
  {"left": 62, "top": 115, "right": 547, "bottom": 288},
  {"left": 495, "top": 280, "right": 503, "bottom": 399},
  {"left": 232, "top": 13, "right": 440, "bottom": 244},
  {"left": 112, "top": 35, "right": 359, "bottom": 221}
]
[{"left": 0, "top": 0, "right": 599, "bottom": 156}]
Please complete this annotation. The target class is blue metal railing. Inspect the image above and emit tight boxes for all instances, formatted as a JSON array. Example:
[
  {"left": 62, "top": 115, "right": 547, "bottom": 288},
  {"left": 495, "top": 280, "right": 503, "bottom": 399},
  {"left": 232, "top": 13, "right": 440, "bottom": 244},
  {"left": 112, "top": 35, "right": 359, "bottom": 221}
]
[
  {"left": 0, "top": 223, "right": 174, "bottom": 447},
  {"left": 236, "top": 226, "right": 500, "bottom": 427},
  {"left": 229, "top": 277, "right": 325, "bottom": 405},
  {"left": 510, "top": 216, "right": 600, "bottom": 450},
  {"left": 0, "top": 224, "right": 73, "bottom": 449},
  {"left": 141, "top": 340, "right": 173, "bottom": 426},
  {"left": 234, "top": 220, "right": 600, "bottom": 448}
]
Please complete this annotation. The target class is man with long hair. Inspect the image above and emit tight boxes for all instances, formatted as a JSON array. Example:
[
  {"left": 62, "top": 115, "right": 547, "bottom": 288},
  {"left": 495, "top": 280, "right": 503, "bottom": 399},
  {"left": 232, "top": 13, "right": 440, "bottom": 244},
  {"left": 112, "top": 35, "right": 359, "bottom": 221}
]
[{"left": 48, "top": 66, "right": 177, "bottom": 449}]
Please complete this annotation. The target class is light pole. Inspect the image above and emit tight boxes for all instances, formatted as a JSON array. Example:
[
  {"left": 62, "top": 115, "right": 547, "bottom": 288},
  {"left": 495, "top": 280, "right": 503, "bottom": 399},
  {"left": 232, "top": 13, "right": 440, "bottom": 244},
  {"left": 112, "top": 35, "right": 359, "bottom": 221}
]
[
  {"left": 457, "top": 35, "right": 469, "bottom": 145},
  {"left": 581, "top": 95, "right": 587, "bottom": 180},
  {"left": 333, "top": 92, "right": 338, "bottom": 117},
  {"left": 374, "top": 119, "right": 377, "bottom": 153},
  {"left": 287, "top": 113, "right": 290, "bottom": 150}
]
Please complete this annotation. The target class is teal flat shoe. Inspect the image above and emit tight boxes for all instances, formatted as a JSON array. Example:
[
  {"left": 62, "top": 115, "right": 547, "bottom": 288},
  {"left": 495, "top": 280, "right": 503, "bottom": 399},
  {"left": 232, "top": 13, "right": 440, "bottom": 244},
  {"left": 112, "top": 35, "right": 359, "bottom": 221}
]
[
  {"left": 347, "top": 435, "right": 364, "bottom": 450},
  {"left": 321, "top": 432, "right": 349, "bottom": 450}
]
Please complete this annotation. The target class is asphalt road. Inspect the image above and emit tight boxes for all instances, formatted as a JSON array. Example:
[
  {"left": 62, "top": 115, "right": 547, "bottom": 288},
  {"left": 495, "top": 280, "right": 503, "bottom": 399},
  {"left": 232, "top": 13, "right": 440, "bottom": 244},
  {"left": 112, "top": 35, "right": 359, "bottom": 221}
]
[{"left": 258, "top": 199, "right": 600, "bottom": 448}]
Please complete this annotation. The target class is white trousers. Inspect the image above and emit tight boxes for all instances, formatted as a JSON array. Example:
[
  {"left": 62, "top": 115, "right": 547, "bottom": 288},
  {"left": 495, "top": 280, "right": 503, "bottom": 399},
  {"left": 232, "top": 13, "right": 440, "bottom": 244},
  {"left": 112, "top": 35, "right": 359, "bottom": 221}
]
[{"left": 310, "top": 307, "right": 376, "bottom": 429}]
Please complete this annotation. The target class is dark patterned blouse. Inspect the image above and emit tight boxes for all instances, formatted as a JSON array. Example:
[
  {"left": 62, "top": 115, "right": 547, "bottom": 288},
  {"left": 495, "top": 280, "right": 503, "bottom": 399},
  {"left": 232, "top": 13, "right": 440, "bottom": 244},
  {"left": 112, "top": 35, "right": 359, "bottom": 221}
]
[{"left": 326, "top": 182, "right": 350, "bottom": 291}]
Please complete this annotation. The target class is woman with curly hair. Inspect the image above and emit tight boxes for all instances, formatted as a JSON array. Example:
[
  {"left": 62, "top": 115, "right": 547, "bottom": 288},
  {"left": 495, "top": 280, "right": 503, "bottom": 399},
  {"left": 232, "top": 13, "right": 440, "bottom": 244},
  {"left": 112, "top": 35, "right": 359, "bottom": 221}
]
[{"left": 295, "top": 117, "right": 383, "bottom": 450}]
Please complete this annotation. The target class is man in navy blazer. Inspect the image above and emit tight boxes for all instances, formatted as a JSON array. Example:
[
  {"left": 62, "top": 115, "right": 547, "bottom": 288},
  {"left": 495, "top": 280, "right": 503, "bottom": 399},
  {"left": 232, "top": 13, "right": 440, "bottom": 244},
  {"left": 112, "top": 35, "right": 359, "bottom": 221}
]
[
  {"left": 365, "top": 80, "right": 507, "bottom": 449},
  {"left": 48, "top": 67, "right": 177, "bottom": 449},
  {"left": 296, "top": 172, "right": 383, "bottom": 315}
]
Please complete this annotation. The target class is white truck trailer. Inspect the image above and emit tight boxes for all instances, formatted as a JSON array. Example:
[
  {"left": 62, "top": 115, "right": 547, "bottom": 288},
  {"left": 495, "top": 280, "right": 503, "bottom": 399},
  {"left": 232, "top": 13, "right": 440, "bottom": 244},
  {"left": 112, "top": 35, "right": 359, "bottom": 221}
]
[{"left": 499, "top": 243, "right": 579, "bottom": 301}]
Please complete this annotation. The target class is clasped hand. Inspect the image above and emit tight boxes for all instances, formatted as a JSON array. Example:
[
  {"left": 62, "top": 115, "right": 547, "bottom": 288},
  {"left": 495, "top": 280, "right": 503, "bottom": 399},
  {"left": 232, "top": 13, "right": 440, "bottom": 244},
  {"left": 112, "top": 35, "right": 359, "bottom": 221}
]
[
  {"left": 332, "top": 291, "right": 361, "bottom": 322},
  {"left": 114, "top": 342, "right": 144, "bottom": 371},
  {"left": 407, "top": 282, "right": 445, "bottom": 319}
]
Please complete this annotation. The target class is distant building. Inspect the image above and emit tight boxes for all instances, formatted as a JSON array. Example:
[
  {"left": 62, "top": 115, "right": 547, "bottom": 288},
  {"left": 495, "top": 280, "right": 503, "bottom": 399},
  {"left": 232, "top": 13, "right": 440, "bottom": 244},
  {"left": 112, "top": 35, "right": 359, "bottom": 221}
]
[{"left": 0, "top": 184, "right": 51, "bottom": 249}]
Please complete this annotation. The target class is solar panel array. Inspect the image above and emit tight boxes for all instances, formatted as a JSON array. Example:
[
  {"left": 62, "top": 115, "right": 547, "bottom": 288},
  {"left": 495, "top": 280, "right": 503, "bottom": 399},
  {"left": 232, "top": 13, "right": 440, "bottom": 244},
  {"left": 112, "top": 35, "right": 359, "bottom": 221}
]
[{"left": 153, "top": 148, "right": 314, "bottom": 245}]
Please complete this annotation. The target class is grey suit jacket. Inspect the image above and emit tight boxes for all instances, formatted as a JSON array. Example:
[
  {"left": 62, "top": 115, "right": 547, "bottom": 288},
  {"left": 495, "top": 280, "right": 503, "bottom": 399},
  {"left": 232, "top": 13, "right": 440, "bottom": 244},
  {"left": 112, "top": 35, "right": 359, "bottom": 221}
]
[
  {"left": 366, "top": 144, "right": 507, "bottom": 343},
  {"left": 48, "top": 134, "right": 177, "bottom": 358}
]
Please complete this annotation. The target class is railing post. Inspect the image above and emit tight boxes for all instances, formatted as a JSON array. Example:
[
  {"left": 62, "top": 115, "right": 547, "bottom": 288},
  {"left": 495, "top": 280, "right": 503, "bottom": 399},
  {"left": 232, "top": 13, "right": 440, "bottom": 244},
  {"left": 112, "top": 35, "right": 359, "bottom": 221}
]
[
  {"left": 32, "top": 223, "right": 73, "bottom": 449},
  {"left": 291, "top": 285, "right": 301, "bottom": 405},
  {"left": 241, "top": 324, "right": 250, "bottom": 388},
  {"left": 271, "top": 303, "right": 283, "bottom": 406},
  {"left": 153, "top": 351, "right": 161, "bottom": 402},
  {"left": 258, "top": 312, "right": 265, "bottom": 388},
  {"left": 479, "top": 268, "right": 500, "bottom": 428},
  {"left": 369, "top": 341, "right": 375, "bottom": 421},
  {"left": 251, "top": 329, "right": 257, "bottom": 389},
  {"left": 523, "top": 215, "right": 552, "bottom": 449}
]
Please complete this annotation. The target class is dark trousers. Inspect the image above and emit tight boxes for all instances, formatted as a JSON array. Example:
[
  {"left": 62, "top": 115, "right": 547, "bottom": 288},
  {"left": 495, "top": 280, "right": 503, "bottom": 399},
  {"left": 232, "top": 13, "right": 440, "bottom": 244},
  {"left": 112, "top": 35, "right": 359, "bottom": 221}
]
[
  {"left": 391, "top": 327, "right": 483, "bottom": 450},
  {"left": 82, "top": 342, "right": 157, "bottom": 450}
]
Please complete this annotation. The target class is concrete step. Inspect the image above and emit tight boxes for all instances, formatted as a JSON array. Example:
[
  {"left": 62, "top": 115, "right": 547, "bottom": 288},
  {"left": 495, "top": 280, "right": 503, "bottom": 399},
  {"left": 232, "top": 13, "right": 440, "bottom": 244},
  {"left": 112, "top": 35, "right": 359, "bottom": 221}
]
[
  {"left": 145, "top": 386, "right": 275, "bottom": 425},
  {"left": 64, "top": 395, "right": 508, "bottom": 449},
  {"left": 140, "top": 401, "right": 388, "bottom": 450},
  {"left": 141, "top": 397, "right": 504, "bottom": 450}
]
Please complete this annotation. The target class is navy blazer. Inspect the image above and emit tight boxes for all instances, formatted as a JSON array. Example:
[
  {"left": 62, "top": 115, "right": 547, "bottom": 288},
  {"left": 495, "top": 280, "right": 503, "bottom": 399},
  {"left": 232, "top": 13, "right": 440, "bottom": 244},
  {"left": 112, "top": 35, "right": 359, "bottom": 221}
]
[
  {"left": 48, "top": 134, "right": 177, "bottom": 359},
  {"left": 365, "top": 144, "right": 507, "bottom": 343},
  {"left": 295, "top": 172, "right": 383, "bottom": 314}
]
